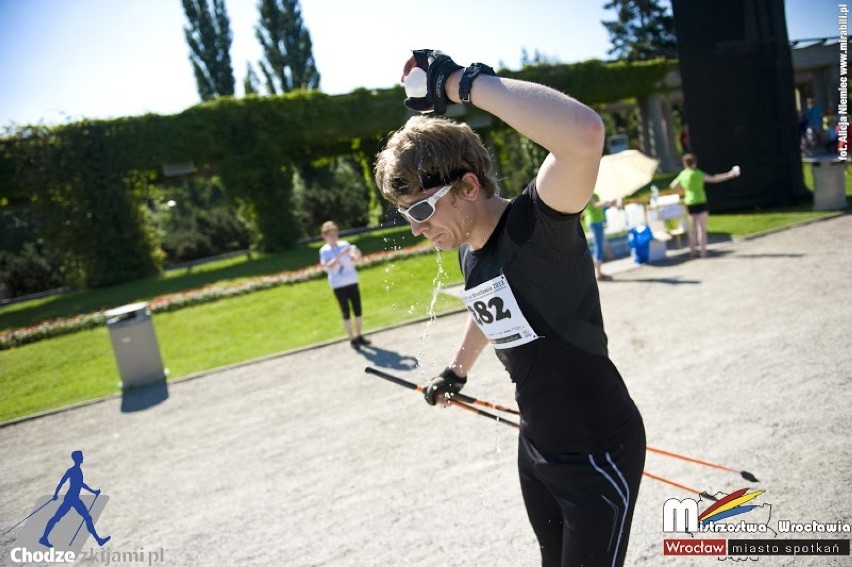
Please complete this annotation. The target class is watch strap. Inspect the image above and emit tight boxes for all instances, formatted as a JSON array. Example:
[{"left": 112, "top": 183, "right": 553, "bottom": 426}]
[{"left": 458, "top": 63, "right": 496, "bottom": 104}]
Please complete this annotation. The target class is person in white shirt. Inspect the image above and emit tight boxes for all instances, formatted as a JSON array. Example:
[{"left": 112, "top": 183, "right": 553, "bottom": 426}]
[{"left": 319, "top": 221, "right": 370, "bottom": 349}]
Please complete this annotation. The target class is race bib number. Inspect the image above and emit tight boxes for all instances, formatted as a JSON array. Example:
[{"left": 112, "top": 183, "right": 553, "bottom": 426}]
[{"left": 461, "top": 274, "right": 539, "bottom": 349}]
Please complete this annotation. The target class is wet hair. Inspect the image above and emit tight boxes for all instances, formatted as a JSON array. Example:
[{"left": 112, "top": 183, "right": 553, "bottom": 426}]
[
  {"left": 373, "top": 115, "right": 499, "bottom": 204},
  {"left": 682, "top": 153, "right": 697, "bottom": 168}
]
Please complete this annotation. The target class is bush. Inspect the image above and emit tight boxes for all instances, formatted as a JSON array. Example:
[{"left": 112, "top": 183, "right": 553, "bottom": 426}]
[
  {"left": 293, "top": 158, "right": 371, "bottom": 235},
  {"left": 155, "top": 176, "right": 254, "bottom": 263},
  {"left": 0, "top": 243, "right": 64, "bottom": 297},
  {"left": 0, "top": 207, "right": 64, "bottom": 297}
]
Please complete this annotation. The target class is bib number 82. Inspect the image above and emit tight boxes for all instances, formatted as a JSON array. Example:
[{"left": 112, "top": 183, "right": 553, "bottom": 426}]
[{"left": 467, "top": 297, "right": 511, "bottom": 325}]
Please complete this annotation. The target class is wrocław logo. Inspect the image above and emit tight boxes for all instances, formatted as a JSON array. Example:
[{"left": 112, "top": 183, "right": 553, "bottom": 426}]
[
  {"left": 664, "top": 488, "right": 773, "bottom": 534},
  {"left": 662, "top": 489, "right": 851, "bottom": 560}
]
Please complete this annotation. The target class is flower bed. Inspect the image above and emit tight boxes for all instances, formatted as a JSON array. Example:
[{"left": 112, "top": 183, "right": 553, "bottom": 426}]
[{"left": 0, "top": 242, "right": 434, "bottom": 350}]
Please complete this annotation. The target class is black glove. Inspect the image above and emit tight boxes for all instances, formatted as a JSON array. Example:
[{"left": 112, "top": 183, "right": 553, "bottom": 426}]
[
  {"left": 423, "top": 367, "right": 467, "bottom": 406},
  {"left": 404, "top": 49, "right": 463, "bottom": 116}
]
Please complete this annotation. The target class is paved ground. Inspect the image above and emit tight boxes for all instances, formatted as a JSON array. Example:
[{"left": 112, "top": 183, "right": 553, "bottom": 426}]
[{"left": 1, "top": 214, "right": 851, "bottom": 567}]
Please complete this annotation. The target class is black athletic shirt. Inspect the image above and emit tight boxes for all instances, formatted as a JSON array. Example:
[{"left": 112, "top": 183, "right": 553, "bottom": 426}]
[{"left": 460, "top": 179, "right": 642, "bottom": 453}]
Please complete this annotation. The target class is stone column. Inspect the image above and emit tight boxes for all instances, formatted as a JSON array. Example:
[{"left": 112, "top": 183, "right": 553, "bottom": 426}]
[
  {"left": 659, "top": 97, "right": 682, "bottom": 171},
  {"left": 637, "top": 94, "right": 681, "bottom": 172}
]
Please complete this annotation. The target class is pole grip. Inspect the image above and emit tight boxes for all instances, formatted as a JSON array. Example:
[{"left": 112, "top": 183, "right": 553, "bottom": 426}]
[{"left": 364, "top": 366, "right": 520, "bottom": 415}]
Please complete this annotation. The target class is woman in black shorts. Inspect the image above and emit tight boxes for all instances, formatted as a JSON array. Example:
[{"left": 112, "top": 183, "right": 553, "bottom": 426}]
[
  {"left": 669, "top": 154, "right": 741, "bottom": 257},
  {"left": 319, "top": 221, "right": 370, "bottom": 349}
]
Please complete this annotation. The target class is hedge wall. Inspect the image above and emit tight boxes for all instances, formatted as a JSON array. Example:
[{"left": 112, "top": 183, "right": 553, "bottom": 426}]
[{"left": 0, "top": 59, "right": 677, "bottom": 288}]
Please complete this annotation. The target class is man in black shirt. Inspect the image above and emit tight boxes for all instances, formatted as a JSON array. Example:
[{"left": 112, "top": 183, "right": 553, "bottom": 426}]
[{"left": 374, "top": 49, "right": 645, "bottom": 567}]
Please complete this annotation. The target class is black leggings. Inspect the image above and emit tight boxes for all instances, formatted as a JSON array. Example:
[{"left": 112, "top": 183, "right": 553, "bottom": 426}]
[
  {"left": 517, "top": 422, "right": 646, "bottom": 567},
  {"left": 332, "top": 283, "right": 362, "bottom": 319}
]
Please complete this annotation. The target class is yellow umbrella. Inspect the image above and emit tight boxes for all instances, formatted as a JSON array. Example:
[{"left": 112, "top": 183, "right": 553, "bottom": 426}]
[{"left": 593, "top": 149, "right": 660, "bottom": 201}]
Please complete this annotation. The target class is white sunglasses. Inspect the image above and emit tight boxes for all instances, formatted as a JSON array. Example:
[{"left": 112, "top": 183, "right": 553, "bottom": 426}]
[{"left": 397, "top": 184, "right": 452, "bottom": 223}]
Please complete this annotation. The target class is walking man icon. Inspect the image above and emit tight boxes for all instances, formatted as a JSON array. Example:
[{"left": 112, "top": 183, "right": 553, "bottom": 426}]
[{"left": 39, "top": 450, "right": 111, "bottom": 548}]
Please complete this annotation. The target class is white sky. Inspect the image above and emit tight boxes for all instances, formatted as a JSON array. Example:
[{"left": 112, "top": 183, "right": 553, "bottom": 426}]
[{"left": 0, "top": 0, "right": 842, "bottom": 127}]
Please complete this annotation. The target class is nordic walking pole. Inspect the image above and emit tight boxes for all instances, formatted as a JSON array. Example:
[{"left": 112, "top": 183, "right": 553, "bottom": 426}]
[
  {"left": 366, "top": 367, "right": 715, "bottom": 499},
  {"left": 449, "top": 398, "right": 715, "bottom": 500},
  {"left": 643, "top": 472, "right": 718, "bottom": 502},
  {"left": 1, "top": 498, "right": 55, "bottom": 536},
  {"left": 646, "top": 446, "right": 758, "bottom": 482},
  {"left": 365, "top": 366, "right": 520, "bottom": 415},
  {"left": 367, "top": 367, "right": 757, "bottom": 484},
  {"left": 68, "top": 493, "right": 99, "bottom": 546},
  {"left": 449, "top": 398, "right": 519, "bottom": 427}
]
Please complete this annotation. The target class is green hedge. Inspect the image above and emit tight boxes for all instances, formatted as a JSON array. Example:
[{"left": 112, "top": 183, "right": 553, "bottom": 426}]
[
  {"left": 504, "top": 58, "right": 678, "bottom": 103},
  {"left": 0, "top": 59, "right": 676, "bottom": 288}
]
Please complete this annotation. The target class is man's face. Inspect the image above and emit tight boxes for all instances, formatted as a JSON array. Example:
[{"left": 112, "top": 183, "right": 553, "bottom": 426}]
[{"left": 397, "top": 184, "right": 466, "bottom": 250}]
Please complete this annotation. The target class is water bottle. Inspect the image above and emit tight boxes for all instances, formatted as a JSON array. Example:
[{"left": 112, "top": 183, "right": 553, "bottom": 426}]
[
  {"left": 650, "top": 184, "right": 659, "bottom": 208},
  {"left": 403, "top": 68, "right": 428, "bottom": 98}
]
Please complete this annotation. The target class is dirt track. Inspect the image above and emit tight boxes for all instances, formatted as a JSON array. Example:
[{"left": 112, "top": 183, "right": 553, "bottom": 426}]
[{"left": 2, "top": 214, "right": 851, "bottom": 566}]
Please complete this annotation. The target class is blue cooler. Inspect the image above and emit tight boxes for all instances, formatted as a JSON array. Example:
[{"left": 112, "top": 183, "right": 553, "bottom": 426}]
[{"left": 628, "top": 225, "right": 654, "bottom": 264}]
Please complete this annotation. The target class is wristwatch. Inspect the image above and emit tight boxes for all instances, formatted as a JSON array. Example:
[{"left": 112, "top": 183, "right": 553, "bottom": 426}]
[{"left": 458, "top": 63, "right": 496, "bottom": 104}]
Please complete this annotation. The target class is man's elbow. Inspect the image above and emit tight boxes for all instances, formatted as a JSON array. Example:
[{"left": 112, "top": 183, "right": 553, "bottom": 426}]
[
  {"left": 551, "top": 107, "right": 604, "bottom": 161},
  {"left": 582, "top": 112, "right": 606, "bottom": 152}
]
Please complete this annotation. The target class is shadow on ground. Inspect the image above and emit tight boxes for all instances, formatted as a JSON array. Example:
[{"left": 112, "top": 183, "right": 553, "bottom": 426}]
[
  {"left": 120, "top": 380, "right": 169, "bottom": 413},
  {"left": 352, "top": 341, "right": 419, "bottom": 371}
]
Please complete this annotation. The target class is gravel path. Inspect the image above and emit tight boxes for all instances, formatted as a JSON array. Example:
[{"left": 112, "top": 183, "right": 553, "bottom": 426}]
[{"left": 2, "top": 214, "right": 850, "bottom": 566}]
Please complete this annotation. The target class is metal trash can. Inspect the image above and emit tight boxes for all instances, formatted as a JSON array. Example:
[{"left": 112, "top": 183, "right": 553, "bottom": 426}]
[
  {"left": 804, "top": 158, "right": 847, "bottom": 211},
  {"left": 104, "top": 302, "right": 167, "bottom": 389}
]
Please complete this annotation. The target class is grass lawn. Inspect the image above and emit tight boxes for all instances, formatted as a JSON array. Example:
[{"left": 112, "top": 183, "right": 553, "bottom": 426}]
[
  {"left": 2, "top": 162, "right": 848, "bottom": 423},
  {"left": 0, "top": 249, "right": 463, "bottom": 423},
  {"left": 708, "top": 206, "right": 838, "bottom": 236},
  {"left": 0, "top": 226, "right": 424, "bottom": 332}
]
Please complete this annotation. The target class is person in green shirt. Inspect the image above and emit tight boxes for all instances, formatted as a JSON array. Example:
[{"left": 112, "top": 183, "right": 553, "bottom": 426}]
[
  {"left": 584, "top": 193, "right": 615, "bottom": 280},
  {"left": 669, "top": 153, "right": 740, "bottom": 258}
]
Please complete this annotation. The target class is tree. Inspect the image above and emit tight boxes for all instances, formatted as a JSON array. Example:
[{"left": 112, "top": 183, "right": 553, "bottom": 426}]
[
  {"left": 520, "top": 48, "right": 559, "bottom": 67},
  {"left": 255, "top": 0, "right": 320, "bottom": 94},
  {"left": 244, "top": 62, "right": 260, "bottom": 95},
  {"left": 602, "top": 0, "right": 678, "bottom": 61},
  {"left": 182, "top": 0, "right": 235, "bottom": 100}
]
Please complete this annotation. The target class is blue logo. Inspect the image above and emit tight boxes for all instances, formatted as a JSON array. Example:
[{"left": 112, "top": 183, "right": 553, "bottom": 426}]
[{"left": 2, "top": 450, "right": 110, "bottom": 563}]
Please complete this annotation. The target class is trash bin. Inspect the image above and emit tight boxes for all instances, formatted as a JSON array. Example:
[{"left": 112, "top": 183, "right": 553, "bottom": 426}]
[
  {"left": 104, "top": 302, "right": 167, "bottom": 389},
  {"left": 804, "top": 157, "right": 847, "bottom": 211}
]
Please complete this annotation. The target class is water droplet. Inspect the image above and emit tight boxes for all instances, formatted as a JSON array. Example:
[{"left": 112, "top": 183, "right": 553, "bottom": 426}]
[{"left": 426, "top": 249, "right": 446, "bottom": 321}]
